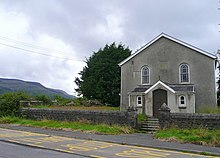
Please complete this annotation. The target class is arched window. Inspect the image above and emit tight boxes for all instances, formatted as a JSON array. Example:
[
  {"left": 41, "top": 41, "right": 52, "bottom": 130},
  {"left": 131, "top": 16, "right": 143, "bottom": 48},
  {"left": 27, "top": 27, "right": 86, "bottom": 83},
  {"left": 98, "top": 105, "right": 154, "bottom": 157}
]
[
  {"left": 137, "top": 96, "right": 142, "bottom": 106},
  {"left": 141, "top": 66, "right": 149, "bottom": 84},
  {"left": 180, "top": 64, "right": 189, "bottom": 83},
  {"left": 179, "top": 95, "right": 186, "bottom": 107}
]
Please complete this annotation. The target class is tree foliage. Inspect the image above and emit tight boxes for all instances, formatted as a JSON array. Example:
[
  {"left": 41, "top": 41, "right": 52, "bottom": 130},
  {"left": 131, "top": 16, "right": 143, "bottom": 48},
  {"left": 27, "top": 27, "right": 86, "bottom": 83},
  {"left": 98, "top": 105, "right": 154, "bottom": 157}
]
[
  {"left": 75, "top": 43, "right": 131, "bottom": 106},
  {"left": 0, "top": 92, "right": 30, "bottom": 117}
]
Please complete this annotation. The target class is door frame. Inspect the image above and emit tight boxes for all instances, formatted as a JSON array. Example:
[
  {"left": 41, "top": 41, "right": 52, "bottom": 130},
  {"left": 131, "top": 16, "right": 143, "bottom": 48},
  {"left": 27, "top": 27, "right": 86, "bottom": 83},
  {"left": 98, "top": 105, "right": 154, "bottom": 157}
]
[{"left": 152, "top": 89, "right": 167, "bottom": 117}]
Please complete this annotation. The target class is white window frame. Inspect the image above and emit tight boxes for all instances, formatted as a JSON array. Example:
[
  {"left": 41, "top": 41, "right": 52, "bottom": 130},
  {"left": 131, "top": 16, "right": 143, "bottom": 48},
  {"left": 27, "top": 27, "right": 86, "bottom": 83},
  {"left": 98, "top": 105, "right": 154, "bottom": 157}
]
[
  {"left": 137, "top": 96, "right": 142, "bottom": 107},
  {"left": 179, "top": 95, "right": 186, "bottom": 108},
  {"left": 179, "top": 63, "right": 190, "bottom": 84},
  {"left": 141, "top": 66, "right": 150, "bottom": 85}
]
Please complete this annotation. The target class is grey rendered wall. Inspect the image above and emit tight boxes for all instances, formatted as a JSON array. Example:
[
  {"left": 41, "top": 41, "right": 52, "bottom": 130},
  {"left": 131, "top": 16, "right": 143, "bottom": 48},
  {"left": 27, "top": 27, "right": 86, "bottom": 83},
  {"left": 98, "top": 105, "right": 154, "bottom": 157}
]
[{"left": 120, "top": 37, "right": 216, "bottom": 112}]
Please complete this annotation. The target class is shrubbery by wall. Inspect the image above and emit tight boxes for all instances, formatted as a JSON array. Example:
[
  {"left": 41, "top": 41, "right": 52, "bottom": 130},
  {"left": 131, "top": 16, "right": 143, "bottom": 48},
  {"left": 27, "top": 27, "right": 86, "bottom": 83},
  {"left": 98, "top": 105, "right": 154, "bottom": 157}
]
[{"left": 19, "top": 108, "right": 137, "bottom": 128}]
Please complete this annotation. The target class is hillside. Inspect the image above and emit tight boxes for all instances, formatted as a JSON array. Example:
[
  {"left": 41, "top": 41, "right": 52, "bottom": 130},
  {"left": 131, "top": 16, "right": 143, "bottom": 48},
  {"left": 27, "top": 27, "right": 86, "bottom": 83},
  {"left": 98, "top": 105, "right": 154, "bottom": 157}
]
[{"left": 0, "top": 78, "right": 74, "bottom": 99}]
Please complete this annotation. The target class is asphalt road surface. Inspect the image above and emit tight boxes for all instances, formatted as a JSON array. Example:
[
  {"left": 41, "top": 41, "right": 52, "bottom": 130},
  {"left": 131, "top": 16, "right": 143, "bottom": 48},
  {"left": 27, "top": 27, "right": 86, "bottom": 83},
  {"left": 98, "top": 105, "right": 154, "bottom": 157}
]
[
  {"left": 0, "top": 141, "right": 87, "bottom": 158},
  {"left": 0, "top": 128, "right": 217, "bottom": 158}
]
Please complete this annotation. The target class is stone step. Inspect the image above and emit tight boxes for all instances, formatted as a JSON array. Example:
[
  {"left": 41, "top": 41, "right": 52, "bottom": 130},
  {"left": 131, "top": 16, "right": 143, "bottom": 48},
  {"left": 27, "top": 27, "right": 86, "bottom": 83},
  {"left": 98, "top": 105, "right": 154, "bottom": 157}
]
[
  {"left": 141, "top": 125, "right": 159, "bottom": 128},
  {"left": 142, "top": 122, "right": 159, "bottom": 126},
  {"left": 139, "top": 117, "right": 160, "bottom": 133},
  {"left": 140, "top": 127, "right": 159, "bottom": 133},
  {"left": 147, "top": 117, "right": 159, "bottom": 121}
]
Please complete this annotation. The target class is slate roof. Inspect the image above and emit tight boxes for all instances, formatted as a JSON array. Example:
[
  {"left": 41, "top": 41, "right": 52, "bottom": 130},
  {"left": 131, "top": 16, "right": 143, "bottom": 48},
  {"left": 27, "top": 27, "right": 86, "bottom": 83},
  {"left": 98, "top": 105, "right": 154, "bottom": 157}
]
[
  {"left": 131, "top": 84, "right": 194, "bottom": 93},
  {"left": 169, "top": 84, "right": 194, "bottom": 92},
  {"left": 131, "top": 85, "right": 151, "bottom": 93}
]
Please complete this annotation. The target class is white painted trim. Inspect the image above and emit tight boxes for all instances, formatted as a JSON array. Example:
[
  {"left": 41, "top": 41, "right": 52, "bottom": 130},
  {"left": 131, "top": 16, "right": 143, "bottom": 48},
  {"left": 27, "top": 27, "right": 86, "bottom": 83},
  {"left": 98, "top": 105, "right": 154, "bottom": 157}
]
[
  {"left": 137, "top": 96, "right": 142, "bottom": 107},
  {"left": 179, "top": 95, "right": 186, "bottom": 107},
  {"left": 128, "top": 94, "right": 131, "bottom": 107},
  {"left": 118, "top": 33, "right": 216, "bottom": 66},
  {"left": 144, "top": 80, "right": 175, "bottom": 94},
  {"left": 179, "top": 63, "right": 190, "bottom": 84},
  {"left": 141, "top": 65, "right": 150, "bottom": 85}
]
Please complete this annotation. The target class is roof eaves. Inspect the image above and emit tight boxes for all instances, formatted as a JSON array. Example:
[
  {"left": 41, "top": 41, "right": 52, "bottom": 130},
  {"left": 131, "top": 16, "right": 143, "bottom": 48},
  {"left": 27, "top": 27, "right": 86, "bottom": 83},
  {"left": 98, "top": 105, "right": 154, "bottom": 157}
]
[
  {"left": 118, "top": 33, "right": 216, "bottom": 67},
  {"left": 161, "top": 33, "right": 217, "bottom": 59},
  {"left": 118, "top": 33, "right": 164, "bottom": 66}
]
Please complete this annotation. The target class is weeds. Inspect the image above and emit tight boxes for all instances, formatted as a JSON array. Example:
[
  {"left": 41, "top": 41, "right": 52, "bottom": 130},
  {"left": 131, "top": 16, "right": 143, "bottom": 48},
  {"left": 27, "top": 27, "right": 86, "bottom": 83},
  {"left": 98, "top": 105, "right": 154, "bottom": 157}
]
[
  {"left": 155, "top": 128, "right": 220, "bottom": 147},
  {"left": 0, "top": 116, "right": 133, "bottom": 135}
]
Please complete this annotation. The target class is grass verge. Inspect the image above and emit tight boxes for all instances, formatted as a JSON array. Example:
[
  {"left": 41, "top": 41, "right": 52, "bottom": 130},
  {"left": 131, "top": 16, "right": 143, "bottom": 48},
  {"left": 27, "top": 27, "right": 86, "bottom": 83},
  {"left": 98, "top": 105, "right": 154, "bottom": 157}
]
[
  {"left": 155, "top": 128, "right": 220, "bottom": 147},
  {"left": 197, "top": 106, "right": 220, "bottom": 114},
  {"left": 0, "top": 116, "right": 133, "bottom": 135},
  {"left": 31, "top": 105, "right": 120, "bottom": 111}
]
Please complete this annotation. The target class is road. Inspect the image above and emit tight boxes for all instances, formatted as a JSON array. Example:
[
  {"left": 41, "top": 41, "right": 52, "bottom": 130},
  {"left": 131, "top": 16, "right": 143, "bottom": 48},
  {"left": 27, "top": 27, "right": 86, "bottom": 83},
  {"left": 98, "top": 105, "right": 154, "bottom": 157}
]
[
  {"left": 0, "top": 128, "right": 217, "bottom": 158},
  {"left": 0, "top": 141, "right": 86, "bottom": 158}
]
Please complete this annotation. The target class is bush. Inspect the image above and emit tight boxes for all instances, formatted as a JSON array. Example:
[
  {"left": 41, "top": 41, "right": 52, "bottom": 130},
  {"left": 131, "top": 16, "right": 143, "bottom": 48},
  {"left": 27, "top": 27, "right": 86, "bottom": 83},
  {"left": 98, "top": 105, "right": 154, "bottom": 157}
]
[
  {"left": 54, "top": 95, "right": 73, "bottom": 106},
  {"left": 35, "top": 95, "right": 52, "bottom": 105},
  {"left": 73, "top": 97, "right": 88, "bottom": 106},
  {"left": 73, "top": 98, "right": 103, "bottom": 106},
  {"left": 137, "top": 114, "right": 147, "bottom": 122},
  {"left": 0, "top": 92, "right": 30, "bottom": 117}
]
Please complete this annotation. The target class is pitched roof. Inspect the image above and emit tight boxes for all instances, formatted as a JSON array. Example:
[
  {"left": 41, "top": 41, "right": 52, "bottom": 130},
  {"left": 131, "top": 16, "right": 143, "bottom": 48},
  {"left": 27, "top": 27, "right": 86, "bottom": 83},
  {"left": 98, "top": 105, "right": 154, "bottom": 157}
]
[
  {"left": 144, "top": 81, "right": 176, "bottom": 94},
  {"left": 119, "top": 33, "right": 216, "bottom": 66}
]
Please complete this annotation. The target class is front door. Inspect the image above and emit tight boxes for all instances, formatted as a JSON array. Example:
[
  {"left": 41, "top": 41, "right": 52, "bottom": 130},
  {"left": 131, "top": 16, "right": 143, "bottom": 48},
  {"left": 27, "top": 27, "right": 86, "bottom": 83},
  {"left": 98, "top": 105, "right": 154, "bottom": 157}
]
[{"left": 153, "top": 89, "right": 167, "bottom": 117}]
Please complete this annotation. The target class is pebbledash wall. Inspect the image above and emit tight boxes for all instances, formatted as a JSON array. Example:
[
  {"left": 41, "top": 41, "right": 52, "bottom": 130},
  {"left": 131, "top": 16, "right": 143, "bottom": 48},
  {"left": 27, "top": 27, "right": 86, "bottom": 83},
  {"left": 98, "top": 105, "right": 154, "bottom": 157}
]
[
  {"left": 19, "top": 108, "right": 137, "bottom": 128},
  {"left": 159, "top": 104, "right": 220, "bottom": 129}
]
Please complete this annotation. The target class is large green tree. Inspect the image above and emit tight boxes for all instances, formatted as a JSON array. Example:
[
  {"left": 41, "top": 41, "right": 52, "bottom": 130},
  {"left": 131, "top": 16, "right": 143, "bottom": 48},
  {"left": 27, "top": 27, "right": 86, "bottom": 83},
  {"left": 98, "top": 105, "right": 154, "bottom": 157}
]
[{"left": 75, "top": 43, "right": 131, "bottom": 106}]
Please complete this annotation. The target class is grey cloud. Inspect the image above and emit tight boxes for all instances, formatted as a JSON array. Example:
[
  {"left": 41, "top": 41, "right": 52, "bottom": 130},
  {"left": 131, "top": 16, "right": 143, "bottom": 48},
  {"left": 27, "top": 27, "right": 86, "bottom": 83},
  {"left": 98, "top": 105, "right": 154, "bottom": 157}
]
[{"left": 0, "top": 0, "right": 219, "bottom": 94}]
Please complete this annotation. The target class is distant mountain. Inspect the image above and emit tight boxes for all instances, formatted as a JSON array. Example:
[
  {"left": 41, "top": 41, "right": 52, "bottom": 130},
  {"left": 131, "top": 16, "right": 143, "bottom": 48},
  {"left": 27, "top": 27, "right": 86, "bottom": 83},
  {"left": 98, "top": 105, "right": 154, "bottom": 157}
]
[{"left": 0, "top": 78, "right": 74, "bottom": 99}]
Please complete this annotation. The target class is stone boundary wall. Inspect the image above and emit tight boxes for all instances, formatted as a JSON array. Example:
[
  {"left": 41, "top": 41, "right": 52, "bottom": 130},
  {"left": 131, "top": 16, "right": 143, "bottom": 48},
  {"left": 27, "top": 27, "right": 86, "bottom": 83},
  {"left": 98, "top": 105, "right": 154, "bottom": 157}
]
[
  {"left": 169, "top": 113, "right": 220, "bottom": 129},
  {"left": 19, "top": 108, "right": 137, "bottom": 128},
  {"left": 159, "top": 104, "right": 220, "bottom": 129}
]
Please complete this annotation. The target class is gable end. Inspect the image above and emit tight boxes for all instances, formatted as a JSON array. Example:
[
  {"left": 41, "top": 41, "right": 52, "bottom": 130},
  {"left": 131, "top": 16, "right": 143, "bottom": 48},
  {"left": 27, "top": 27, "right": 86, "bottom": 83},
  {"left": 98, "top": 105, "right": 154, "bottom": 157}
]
[{"left": 119, "top": 33, "right": 216, "bottom": 67}]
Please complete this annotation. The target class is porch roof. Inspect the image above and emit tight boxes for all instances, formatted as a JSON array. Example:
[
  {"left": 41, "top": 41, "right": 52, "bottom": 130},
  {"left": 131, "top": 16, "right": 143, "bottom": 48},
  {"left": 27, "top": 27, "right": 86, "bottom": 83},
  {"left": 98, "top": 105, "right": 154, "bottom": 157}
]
[{"left": 131, "top": 83, "right": 194, "bottom": 93}]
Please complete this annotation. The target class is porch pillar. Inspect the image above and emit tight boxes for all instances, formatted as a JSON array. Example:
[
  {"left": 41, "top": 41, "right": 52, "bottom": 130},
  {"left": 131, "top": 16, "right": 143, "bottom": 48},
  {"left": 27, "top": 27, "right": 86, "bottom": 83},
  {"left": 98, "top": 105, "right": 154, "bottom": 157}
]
[{"left": 142, "top": 95, "right": 145, "bottom": 115}]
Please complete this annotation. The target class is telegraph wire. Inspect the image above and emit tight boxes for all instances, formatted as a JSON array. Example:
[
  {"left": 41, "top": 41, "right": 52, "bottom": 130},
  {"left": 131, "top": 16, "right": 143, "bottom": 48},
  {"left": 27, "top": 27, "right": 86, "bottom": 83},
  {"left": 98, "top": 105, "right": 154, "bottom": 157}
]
[
  {"left": 0, "top": 36, "right": 67, "bottom": 56},
  {"left": 0, "top": 42, "right": 84, "bottom": 61}
]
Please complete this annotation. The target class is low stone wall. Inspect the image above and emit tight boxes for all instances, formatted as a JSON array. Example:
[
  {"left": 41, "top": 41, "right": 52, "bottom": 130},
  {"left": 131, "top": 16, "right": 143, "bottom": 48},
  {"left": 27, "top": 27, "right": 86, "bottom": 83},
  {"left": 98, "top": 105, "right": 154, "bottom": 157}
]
[
  {"left": 19, "top": 108, "right": 137, "bottom": 128},
  {"left": 169, "top": 113, "right": 220, "bottom": 129},
  {"left": 159, "top": 104, "right": 220, "bottom": 129}
]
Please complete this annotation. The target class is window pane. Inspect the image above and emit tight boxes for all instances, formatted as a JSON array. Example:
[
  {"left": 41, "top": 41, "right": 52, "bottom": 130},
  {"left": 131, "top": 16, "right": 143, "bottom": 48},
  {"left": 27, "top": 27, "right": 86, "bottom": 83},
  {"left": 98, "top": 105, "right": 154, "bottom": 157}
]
[
  {"left": 180, "top": 64, "right": 189, "bottom": 83},
  {"left": 142, "top": 66, "right": 149, "bottom": 84},
  {"left": 137, "top": 96, "right": 142, "bottom": 106}
]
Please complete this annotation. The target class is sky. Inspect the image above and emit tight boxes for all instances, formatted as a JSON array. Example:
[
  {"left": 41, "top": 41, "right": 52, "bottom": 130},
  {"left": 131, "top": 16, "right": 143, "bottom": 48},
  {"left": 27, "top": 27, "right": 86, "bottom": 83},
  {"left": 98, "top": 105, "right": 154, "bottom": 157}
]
[{"left": 0, "top": 0, "right": 219, "bottom": 95}]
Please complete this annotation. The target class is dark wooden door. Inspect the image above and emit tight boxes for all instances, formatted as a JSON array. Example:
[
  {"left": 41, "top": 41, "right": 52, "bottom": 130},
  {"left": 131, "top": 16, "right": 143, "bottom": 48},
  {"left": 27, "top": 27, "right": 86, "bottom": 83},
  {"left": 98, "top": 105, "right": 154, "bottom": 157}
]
[{"left": 153, "top": 89, "right": 167, "bottom": 117}]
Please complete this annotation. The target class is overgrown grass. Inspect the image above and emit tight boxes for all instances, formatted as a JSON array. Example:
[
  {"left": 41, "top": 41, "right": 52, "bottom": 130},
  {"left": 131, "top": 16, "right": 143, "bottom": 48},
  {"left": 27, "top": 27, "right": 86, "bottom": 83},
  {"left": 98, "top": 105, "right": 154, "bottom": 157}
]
[
  {"left": 30, "top": 105, "right": 50, "bottom": 108},
  {"left": 31, "top": 105, "right": 119, "bottom": 111},
  {"left": 197, "top": 106, "right": 220, "bottom": 114},
  {"left": 155, "top": 128, "right": 220, "bottom": 147},
  {"left": 0, "top": 116, "right": 133, "bottom": 135}
]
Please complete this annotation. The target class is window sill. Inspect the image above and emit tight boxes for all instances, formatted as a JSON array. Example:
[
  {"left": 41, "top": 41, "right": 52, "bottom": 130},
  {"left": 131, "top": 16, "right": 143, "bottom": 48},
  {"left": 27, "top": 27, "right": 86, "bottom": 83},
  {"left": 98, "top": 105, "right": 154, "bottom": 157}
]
[
  {"left": 180, "top": 82, "right": 190, "bottom": 84},
  {"left": 136, "top": 106, "right": 143, "bottom": 108},
  {"left": 178, "top": 106, "right": 186, "bottom": 109}
]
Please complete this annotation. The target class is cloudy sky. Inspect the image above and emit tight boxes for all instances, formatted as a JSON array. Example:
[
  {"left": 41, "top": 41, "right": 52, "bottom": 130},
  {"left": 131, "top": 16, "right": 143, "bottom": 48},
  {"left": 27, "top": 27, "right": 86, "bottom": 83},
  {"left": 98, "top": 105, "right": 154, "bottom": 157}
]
[{"left": 0, "top": 0, "right": 219, "bottom": 95}]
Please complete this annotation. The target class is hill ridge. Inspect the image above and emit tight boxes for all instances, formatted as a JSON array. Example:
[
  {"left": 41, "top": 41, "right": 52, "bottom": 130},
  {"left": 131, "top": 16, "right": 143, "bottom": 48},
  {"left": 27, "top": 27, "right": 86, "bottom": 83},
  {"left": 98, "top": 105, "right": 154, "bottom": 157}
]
[{"left": 0, "top": 78, "right": 74, "bottom": 99}]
